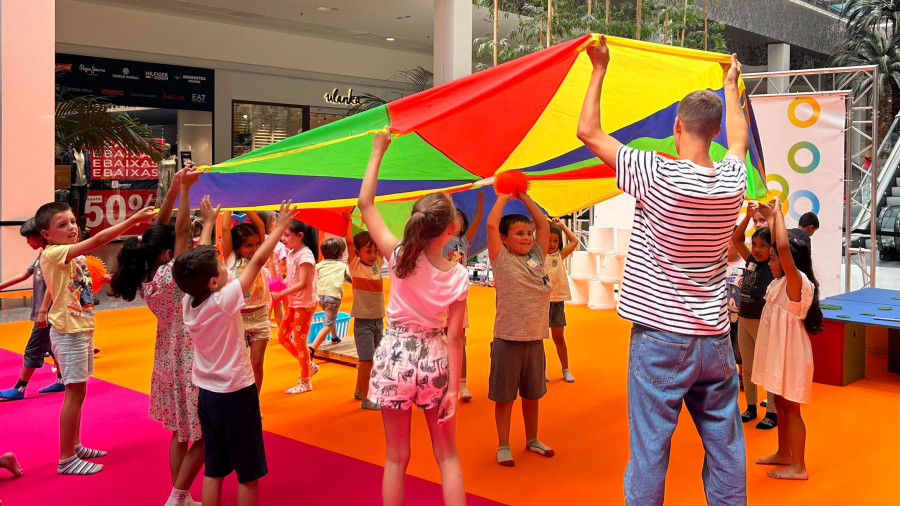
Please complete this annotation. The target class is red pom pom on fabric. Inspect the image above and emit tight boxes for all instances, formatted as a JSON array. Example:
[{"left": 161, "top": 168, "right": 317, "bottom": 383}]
[
  {"left": 268, "top": 278, "right": 286, "bottom": 294},
  {"left": 493, "top": 170, "right": 529, "bottom": 196},
  {"left": 83, "top": 256, "right": 107, "bottom": 294}
]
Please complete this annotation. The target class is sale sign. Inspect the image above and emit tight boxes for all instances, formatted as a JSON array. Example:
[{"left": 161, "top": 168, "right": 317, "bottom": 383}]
[
  {"left": 85, "top": 189, "right": 157, "bottom": 235},
  {"left": 89, "top": 144, "right": 160, "bottom": 180}
]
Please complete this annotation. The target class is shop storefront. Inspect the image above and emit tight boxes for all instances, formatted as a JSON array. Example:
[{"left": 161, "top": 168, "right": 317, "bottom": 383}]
[
  {"left": 55, "top": 53, "right": 214, "bottom": 235},
  {"left": 231, "top": 100, "right": 347, "bottom": 159}
]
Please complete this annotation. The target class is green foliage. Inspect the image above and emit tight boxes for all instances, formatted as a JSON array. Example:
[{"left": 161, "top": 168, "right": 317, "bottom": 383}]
[
  {"left": 839, "top": 0, "right": 899, "bottom": 38},
  {"left": 473, "top": 0, "right": 727, "bottom": 71},
  {"left": 831, "top": 0, "right": 900, "bottom": 136},
  {"left": 55, "top": 92, "right": 166, "bottom": 161},
  {"left": 345, "top": 66, "right": 434, "bottom": 116}
]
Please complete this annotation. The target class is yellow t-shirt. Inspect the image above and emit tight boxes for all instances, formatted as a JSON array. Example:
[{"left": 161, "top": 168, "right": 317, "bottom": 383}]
[{"left": 40, "top": 244, "right": 95, "bottom": 333}]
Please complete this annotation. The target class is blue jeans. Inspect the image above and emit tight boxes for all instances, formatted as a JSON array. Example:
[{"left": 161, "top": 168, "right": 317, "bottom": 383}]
[{"left": 624, "top": 325, "right": 746, "bottom": 506}]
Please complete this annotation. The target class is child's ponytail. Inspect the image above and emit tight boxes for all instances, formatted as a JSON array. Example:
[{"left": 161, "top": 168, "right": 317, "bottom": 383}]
[
  {"left": 108, "top": 225, "right": 176, "bottom": 302},
  {"left": 394, "top": 192, "right": 455, "bottom": 279},
  {"left": 787, "top": 237, "right": 824, "bottom": 334},
  {"left": 288, "top": 219, "right": 319, "bottom": 260}
]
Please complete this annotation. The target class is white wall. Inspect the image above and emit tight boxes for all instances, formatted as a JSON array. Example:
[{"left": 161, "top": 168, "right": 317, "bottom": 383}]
[
  {"left": 176, "top": 110, "right": 213, "bottom": 167},
  {"left": 56, "top": 0, "right": 432, "bottom": 82},
  {"left": 56, "top": 0, "right": 427, "bottom": 163},
  {"left": 1, "top": 0, "right": 56, "bottom": 292}
]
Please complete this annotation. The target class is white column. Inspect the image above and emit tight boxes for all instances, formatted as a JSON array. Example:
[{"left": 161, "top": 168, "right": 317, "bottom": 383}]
[
  {"left": 0, "top": 1, "right": 56, "bottom": 293},
  {"left": 433, "top": 0, "right": 472, "bottom": 85},
  {"left": 767, "top": 43, "right": 790, "bottom": 94}
]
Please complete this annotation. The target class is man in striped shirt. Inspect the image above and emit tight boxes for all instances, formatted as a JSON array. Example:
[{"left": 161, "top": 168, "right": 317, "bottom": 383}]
[{"left": 577, "top": 36, "right": 749, "bottom": 505}]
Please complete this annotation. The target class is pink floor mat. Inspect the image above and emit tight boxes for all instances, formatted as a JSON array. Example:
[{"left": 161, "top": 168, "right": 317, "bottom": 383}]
[{"left": 0, "top": 349, "right": 503, "bottom": 505}]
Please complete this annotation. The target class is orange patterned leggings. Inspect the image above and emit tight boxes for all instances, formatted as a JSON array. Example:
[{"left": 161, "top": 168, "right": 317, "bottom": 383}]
[{"left": 277, "top": 305, "right": 313, "bottom": 380}]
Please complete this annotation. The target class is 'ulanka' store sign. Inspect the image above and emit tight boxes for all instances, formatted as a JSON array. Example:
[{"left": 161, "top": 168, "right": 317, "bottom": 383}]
[{"left": 323, "top": 88, "right": 361, "bottom": 106}]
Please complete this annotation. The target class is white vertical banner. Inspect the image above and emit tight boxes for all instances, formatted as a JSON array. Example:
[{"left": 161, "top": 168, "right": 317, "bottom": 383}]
[{"left": 750, "top": 93, "right": 846, "bottom": 298}]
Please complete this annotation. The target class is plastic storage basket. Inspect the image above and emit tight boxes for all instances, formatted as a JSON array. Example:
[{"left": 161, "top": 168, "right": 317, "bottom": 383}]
[{"left": 306, "top": 311, "right": 351, "bottom": 343}]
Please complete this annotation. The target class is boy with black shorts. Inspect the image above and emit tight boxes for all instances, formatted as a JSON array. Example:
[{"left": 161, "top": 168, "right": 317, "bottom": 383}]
[{"left": 173, "top": 198, "right": 297, "bottom": 506}]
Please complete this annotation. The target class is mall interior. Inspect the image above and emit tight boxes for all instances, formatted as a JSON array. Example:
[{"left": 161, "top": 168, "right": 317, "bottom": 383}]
[{"left": 0, "top": 1, "right": 898, "bottom": 505}]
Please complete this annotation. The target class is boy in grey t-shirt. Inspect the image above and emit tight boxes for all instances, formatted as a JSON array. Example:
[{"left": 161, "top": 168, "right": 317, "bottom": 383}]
[{"left": 485, "top": 190, "right": 553, "bottom": 467}]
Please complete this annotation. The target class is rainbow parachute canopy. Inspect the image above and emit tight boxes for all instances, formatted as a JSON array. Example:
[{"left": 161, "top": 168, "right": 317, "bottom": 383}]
[{"left": 192, "top": 34, "right": 766, "bottom": 217}]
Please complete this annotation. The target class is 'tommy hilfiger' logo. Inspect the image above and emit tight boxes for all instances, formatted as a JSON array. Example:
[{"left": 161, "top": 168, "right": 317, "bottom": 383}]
[{"left": 145, "top": 71, "right": 169, "bottom": 81}]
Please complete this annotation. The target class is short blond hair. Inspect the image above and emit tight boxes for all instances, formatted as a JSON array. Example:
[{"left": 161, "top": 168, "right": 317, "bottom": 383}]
[{"left": 677, "top": 90, "right": 723, "bottom": 140}]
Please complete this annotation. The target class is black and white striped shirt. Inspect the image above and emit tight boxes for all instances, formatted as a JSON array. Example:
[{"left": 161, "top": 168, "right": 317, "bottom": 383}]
[{"left": 616, "top": 146, "right": 746, "bottom": 336}]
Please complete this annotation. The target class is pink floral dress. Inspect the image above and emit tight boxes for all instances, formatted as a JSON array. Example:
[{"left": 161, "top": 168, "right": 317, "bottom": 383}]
[{"left": 140, "top": 261, "right": 201, "bottom": 442}]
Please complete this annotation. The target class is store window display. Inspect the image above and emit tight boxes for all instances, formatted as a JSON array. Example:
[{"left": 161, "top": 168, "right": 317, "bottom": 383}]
[{"left": 61, "top": 143, "right": 91, "bottom": 231}]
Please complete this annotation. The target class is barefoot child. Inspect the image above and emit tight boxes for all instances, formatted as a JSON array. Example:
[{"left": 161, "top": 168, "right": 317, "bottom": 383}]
[
  {"left": 272, "top": 220, "right": 319, "bottom": 394},
  {"left": 309, "top": 237, "right": 350, "bottom": 354},
  {"left": 752, "top": 199, "right": 823, "bottom": 480},
  {"left": 108, "top": 168, "right": 207, "bottom": 505},
  {"left": 37, "top": 201, "right": 156, "bottom": 475},
  {"left": 732, "top": 207, "right": 777, "bottom": 429},
  {"left": 222, "top": 211, "right": 274, "bottom": 395},
  {"left": 486, "top": 189, "right": 554, "bottom": 467},
  {"left": 173, "top": 198, "right": 297, "bottom": 506},
  {"left": 442, "top": 189, "right": 483, "bottom": 401},
  {"left": 547, "top": 218, "right": 578, "bottom": 383},
  {"left": 0, "top": 219, "right": 63, "bottom": 399},
  {"left": 361, "top": 131, "right": 469, "bottom": 506},
  {"left": 345, "top": 227, "right": 385, "bottom": 410}
]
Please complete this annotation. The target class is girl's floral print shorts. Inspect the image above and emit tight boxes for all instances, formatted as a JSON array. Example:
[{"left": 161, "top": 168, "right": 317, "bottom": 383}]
[{"left": 368, "top": 324, "right": 449, "bottom": 410}]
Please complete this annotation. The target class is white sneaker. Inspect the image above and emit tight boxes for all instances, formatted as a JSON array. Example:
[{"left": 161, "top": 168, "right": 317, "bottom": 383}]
[
  {"left": 562, "top": 369, "right": 575, "bottom": 383},
  {"left": 286, "top": 380, "right": 313, "bottom": 394},
  {"left": 309, "top": 361, "right": 319, "bottom": 377}
]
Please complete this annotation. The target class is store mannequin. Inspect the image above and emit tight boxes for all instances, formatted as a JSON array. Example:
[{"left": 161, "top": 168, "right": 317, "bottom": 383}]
[
  {"left": 156, "top": 144, "right": 178, "bottom": 208},
  {"left": 62, "top": 143, "right": 91, "bottom": 232}
]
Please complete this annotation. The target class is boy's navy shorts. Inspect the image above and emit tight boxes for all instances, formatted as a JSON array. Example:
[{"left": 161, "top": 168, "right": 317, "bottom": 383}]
[{"left": 198, "top": 384, "right": 267, "bottom": 484}]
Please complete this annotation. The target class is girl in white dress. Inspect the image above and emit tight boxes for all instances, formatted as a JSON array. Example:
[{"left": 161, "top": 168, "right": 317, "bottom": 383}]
[{"left": 752, "top": 199, "right": 824, "bottom": 480}]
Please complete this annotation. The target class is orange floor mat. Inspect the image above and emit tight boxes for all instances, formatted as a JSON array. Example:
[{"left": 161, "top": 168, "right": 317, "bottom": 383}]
[{"left": 1, "top": 286, "right": 897, "bottom": 505}]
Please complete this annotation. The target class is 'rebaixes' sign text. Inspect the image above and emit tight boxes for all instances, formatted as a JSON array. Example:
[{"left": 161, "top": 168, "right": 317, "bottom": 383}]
[{"left": 89, "top": 145, "right": 159, "bottom": 180}]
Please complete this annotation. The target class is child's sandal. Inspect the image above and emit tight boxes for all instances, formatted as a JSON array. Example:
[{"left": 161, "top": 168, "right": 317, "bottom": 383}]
[{"left": 756, "top": 413, "right": 777, "bottom": 430}]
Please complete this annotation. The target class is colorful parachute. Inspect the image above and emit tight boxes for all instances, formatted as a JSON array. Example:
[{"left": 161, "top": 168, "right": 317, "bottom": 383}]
[{"left": 192, "top": 34, "right": 766, "bottom": 236}]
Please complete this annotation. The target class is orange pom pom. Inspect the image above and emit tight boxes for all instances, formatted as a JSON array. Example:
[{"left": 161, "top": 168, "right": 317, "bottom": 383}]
[
  {"left": 83, "top": 256, "right": 107, "bottom": 294},
  {"left": 493, "top": 170, "right": 529, "bottom": 196}
]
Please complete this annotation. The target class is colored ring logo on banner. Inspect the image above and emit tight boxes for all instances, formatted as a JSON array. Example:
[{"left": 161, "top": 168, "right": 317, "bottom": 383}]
[
  {"left": 788, "top": 97, "right": 821, "bottom": 128},
  {"left": 765, "top": 174, "right": 790, "bottom": 200},
  {"left": 787, "top": 141, "right": 820, "bottom": 174},
  {"left": 788, "top": 190, "right": 819, "bottom": 220}
]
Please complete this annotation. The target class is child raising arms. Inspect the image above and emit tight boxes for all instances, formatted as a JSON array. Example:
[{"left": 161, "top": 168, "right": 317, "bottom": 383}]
[
  {"left": 272, "top": 220, "right": 319, "bottom": 394},
  {"left": 547, "top": 218, "right": 578, "bottom": 383},
  {"left": 222, "top": 211, "right": 274, "bottom": 395},
  {"left": 361, "top": 131, "right": 469, "bottom": 506},
  {"left": 486, "top": 188, "right": 553, "bottom": 467},
  {"left": 731, "top": 205, "right": 777, "bottom": 429},
  {"left": 752, "top": 199, "right": 823, "bottom": 480},
  {"left": 108, "top": 167, "right": 209, "bottom": 505},
  {"left": 442, "top": 189, "right": 483, "bottom": 401}
]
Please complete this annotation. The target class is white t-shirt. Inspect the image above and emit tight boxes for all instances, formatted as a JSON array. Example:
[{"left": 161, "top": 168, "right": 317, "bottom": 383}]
[
  {"left": 615, "top": 146, "right": 746, "bottom": 336},
  {"left": 182, "top": 279, "right": 255, "bottom": 393},
  {"left": 386, "top": 250, "right": 469, "bottom": 330}
]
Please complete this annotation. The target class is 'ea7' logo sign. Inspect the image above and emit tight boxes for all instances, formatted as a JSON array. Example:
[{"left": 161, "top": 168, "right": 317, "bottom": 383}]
[{"left": 192, "top": 94, "right": 206, "bottom": 102}]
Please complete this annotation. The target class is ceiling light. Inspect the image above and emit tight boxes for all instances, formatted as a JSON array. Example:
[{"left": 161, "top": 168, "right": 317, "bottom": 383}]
[
  {"left": 316, "top": 6, "right": 340, "bottom": 11},
  {"left": 386, "top": 37, "right": 395, "bottom": 41},
  {"left": 243, "top": 114, "right": 248, "bottom": 119}
]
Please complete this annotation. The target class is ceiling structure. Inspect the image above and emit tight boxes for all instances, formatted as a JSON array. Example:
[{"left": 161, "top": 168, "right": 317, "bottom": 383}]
[{"left": 73, "top": 0, "right": 521, "bottom": 55}]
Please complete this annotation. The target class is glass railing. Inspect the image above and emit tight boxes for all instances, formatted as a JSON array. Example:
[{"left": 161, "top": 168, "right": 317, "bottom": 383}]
[{"left": 795, "top": 0, "right": 847, "bottom": 15}]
